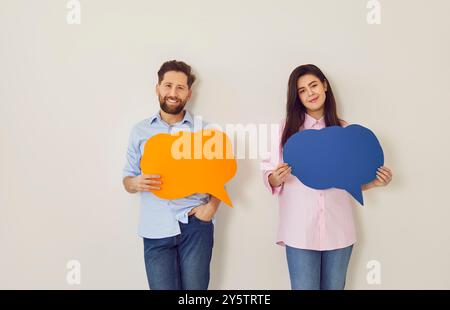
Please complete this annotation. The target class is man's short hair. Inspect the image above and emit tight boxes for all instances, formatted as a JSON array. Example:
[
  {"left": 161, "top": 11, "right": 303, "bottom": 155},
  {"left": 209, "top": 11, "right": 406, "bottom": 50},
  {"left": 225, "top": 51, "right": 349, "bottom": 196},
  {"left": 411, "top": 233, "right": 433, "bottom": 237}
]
[{"left": 157, "top": 60, "right": 196, "bottom": 88}]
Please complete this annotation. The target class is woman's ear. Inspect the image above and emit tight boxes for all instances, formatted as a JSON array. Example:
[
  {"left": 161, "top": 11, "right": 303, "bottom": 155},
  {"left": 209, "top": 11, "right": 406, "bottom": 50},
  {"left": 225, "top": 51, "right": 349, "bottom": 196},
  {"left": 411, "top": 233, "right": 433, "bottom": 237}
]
[{"left": 323, "top": 79, "right": 328, "bottom": 92}]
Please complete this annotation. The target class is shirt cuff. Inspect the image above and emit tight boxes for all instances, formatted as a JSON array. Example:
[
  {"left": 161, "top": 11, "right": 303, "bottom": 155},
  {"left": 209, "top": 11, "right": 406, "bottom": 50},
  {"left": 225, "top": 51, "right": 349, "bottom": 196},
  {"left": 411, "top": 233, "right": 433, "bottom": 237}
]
[{"left": 263, "top": 171, "right": 283, "bottom": 195}]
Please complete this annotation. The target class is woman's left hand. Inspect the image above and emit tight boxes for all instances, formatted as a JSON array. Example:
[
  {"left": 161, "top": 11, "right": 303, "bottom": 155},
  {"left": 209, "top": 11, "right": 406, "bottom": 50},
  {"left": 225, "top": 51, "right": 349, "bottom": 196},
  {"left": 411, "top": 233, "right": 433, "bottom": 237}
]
[{"left": 370, "top": 166, "right": 393, "bottom": 187}]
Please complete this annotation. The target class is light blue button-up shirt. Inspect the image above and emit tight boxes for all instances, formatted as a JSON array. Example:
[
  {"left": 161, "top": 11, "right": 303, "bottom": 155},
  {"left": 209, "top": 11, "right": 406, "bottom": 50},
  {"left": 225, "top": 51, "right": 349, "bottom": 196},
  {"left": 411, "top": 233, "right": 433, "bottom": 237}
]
[{"left": 123, "top": 110, "right": 211, "bottom": 239}]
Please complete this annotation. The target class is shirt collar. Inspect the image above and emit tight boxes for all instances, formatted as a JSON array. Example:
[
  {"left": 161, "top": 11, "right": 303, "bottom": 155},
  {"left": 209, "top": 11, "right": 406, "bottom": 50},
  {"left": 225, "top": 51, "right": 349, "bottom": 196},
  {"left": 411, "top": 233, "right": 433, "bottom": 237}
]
[
  {"left": 150, "top": 109, "right": 193, "bottom": 126},
  {"left": 303, "top": 112, "right": 325, "bottom": 129}
]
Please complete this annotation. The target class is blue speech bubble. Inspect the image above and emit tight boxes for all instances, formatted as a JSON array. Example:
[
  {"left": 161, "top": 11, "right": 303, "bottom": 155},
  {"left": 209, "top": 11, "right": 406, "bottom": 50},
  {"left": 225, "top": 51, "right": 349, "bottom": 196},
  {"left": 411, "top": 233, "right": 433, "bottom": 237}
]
[{"left": 283, "top": 124, "right": 384, "bottom": 205}]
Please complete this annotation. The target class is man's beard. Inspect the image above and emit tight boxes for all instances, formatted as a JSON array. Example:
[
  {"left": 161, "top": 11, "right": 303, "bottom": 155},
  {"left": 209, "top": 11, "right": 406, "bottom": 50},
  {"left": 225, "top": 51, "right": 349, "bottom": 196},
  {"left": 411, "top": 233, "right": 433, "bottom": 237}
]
[{"left": 159, "top": 95, "right": 187, "bottom": 115}]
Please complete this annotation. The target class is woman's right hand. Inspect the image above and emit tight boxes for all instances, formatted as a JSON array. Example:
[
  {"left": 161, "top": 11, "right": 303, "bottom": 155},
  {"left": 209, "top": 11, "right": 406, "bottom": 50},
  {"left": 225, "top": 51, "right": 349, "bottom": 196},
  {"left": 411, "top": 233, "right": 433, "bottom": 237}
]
[{"left": 268, "top": 163, "right": 292, "bottom": 188}]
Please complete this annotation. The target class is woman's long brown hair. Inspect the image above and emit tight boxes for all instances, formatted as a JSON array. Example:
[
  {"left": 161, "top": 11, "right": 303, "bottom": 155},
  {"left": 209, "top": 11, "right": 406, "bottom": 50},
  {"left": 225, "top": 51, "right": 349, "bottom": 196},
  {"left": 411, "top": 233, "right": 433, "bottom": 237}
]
[{"left": 281, "top": 64, "right": 343, "bottom": 146}]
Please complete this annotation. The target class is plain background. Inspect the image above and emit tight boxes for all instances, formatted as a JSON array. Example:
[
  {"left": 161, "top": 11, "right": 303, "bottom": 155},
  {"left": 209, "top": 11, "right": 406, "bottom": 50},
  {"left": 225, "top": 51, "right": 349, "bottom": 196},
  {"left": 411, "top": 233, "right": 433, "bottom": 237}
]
[{"left": 1, "top": 0, "right": 449, "bottom": 289}]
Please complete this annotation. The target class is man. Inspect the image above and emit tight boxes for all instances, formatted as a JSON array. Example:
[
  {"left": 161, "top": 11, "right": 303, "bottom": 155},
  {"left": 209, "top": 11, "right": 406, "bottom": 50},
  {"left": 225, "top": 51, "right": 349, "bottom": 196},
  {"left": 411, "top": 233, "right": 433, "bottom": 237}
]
[{"left": 122, "top": 60, "right": 220, "bottom": 290}]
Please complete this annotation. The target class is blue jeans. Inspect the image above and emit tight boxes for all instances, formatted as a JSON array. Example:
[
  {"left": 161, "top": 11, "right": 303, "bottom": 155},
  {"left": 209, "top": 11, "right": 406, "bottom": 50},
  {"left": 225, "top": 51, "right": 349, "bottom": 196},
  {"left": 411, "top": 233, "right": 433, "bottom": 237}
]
[
  {"left": 286, "top": 245, "right": 353, "bottom": 290},
  {"left": 143, "top": 215, "right": 214, "bottom": 290}
]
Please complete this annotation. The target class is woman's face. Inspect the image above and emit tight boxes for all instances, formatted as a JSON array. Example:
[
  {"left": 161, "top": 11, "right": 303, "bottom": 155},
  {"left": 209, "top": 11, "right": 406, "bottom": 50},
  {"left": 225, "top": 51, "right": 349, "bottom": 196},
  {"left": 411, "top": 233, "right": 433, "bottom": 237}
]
[{"left": 297, "top": 74, "right": 328, "bottom": 114}]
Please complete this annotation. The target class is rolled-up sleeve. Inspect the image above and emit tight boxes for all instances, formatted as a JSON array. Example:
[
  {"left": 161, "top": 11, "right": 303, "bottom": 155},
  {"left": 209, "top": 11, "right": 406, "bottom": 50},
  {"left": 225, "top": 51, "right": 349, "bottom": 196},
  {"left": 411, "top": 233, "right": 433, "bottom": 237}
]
[
  {"left": 123, "top": 127, "right": 141, "bottom": 178},
  {"left": 262, "top": 170, "right": 283, "bottom": 195},
  {"left": 260, "top": 121, "right": 285, "bottom": 196}
]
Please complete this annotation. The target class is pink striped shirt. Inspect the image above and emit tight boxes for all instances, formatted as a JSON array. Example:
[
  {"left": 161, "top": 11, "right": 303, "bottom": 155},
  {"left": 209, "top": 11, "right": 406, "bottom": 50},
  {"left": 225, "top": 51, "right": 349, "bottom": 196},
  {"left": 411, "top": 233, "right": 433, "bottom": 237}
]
[{"left": 261, "top": 113, "right": 357, "bottom": 251}]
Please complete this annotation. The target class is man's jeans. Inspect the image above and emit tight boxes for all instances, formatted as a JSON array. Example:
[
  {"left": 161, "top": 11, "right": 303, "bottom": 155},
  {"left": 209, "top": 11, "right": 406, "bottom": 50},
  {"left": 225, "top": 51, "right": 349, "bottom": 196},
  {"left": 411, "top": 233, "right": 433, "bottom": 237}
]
[
  {"left": 286, "top": 244, "right": 353, "bottom": 290},
  {"left": 143, "top": 215, "right": 214, "bottom": 290}
]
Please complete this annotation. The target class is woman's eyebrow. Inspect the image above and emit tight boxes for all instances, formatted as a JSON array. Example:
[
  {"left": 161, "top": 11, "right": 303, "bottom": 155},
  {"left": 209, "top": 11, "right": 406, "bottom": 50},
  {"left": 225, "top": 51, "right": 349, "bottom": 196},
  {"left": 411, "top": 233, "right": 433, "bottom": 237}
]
[{"left": 298, "top": 81, "right": 317, "bottom": 90}]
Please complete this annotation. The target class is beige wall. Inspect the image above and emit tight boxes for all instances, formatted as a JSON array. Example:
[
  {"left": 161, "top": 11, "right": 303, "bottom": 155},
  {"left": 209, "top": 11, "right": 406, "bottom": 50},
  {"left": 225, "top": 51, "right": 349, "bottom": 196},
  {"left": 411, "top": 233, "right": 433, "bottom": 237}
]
[{"left": 1, "top": 0, "right": 449, "bottom": 289}]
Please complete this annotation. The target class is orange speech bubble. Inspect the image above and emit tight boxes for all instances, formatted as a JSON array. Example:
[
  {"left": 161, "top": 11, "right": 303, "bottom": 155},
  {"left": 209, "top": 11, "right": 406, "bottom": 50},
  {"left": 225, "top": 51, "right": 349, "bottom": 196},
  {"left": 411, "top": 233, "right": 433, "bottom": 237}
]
[{"left": 140, "top": 129, "right": 237, "bottom": 207}]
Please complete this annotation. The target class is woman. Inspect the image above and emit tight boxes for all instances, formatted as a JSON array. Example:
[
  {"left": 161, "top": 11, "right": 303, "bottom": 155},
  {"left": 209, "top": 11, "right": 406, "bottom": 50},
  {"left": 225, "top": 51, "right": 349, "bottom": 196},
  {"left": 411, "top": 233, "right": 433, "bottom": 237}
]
[{"left": 261, "top": 64, "right": 393, "bottom": 290}]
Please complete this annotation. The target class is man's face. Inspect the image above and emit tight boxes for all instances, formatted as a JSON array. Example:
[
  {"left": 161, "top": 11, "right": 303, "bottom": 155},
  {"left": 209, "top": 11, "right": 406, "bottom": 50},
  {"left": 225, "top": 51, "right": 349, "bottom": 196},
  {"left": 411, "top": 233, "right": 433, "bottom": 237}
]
[{"left": 156, "top": 71, "right": 192, "bottom": 115}]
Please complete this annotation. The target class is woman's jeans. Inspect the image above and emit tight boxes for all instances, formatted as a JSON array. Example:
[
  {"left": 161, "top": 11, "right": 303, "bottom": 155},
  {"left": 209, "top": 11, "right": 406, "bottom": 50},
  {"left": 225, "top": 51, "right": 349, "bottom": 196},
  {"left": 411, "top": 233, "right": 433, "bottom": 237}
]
[{"left": 286, "top": 244, "right": 353, "bottom": 290}]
